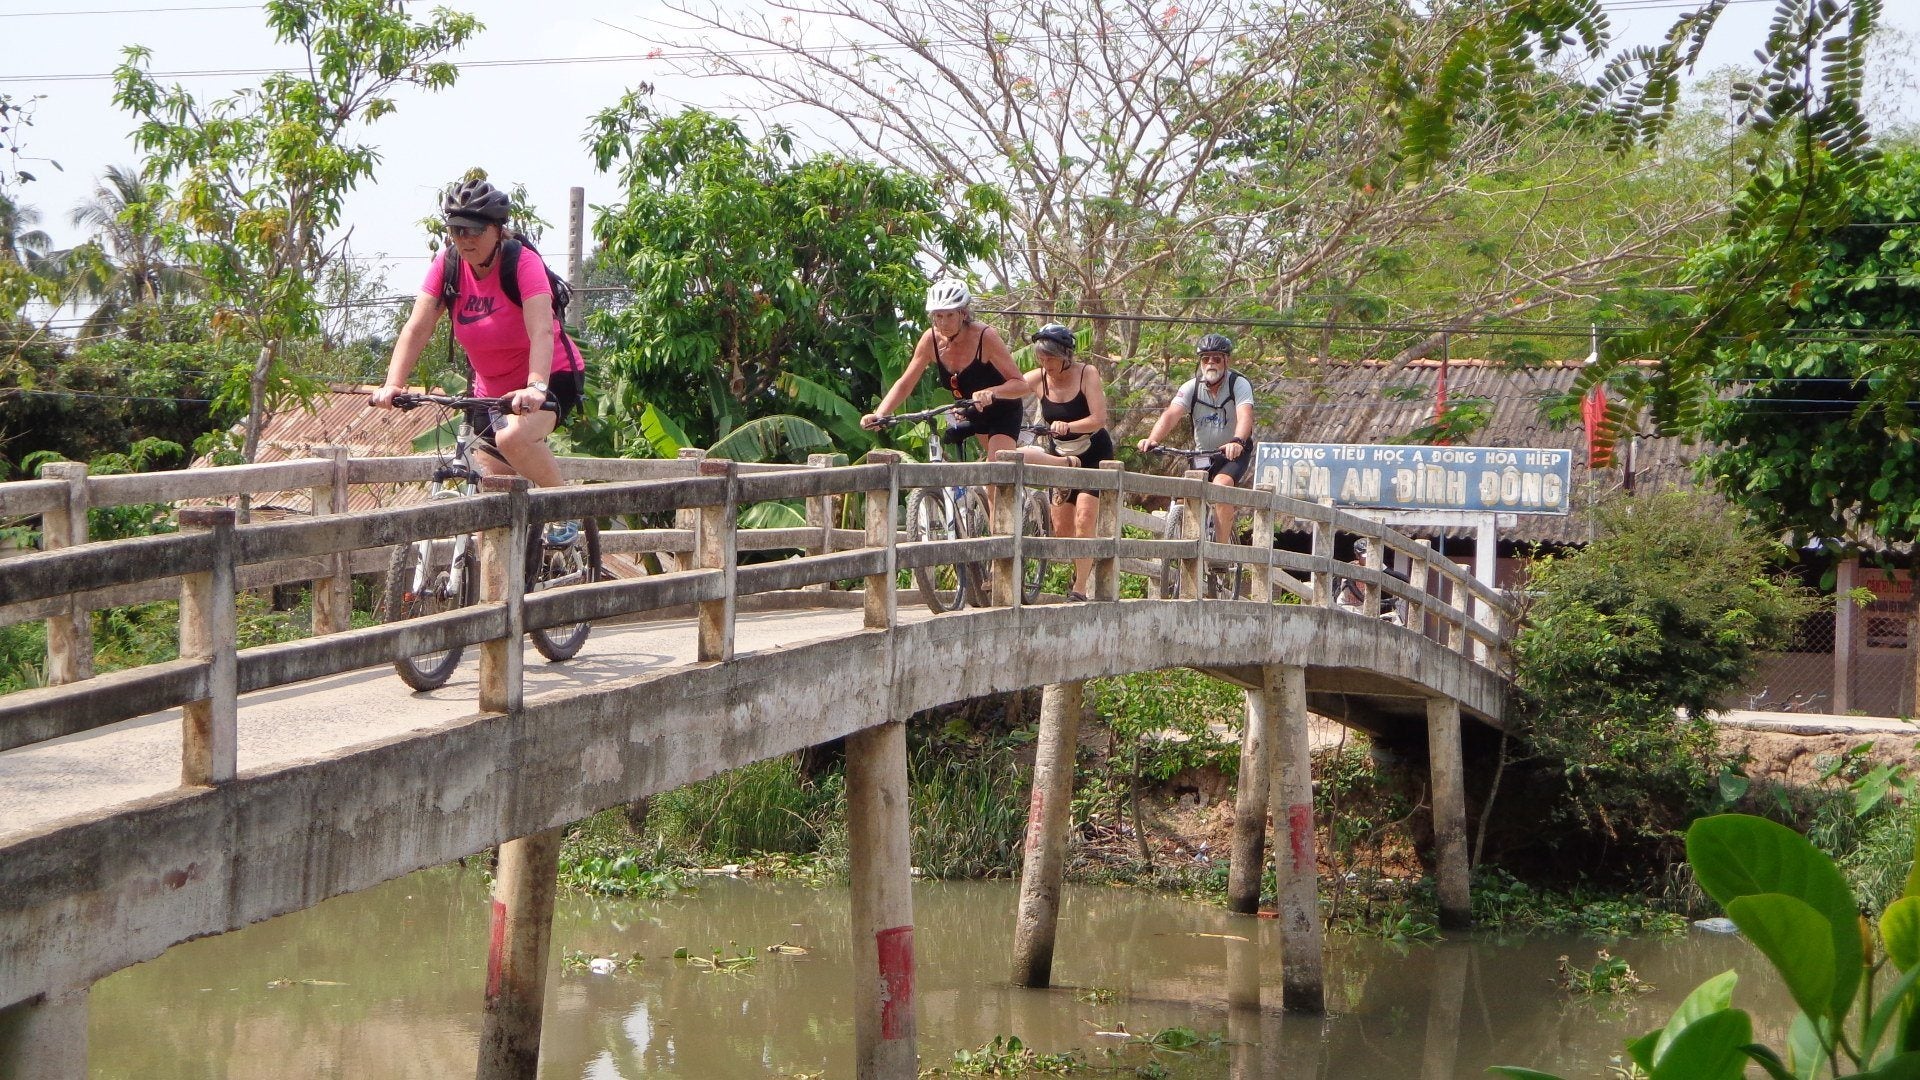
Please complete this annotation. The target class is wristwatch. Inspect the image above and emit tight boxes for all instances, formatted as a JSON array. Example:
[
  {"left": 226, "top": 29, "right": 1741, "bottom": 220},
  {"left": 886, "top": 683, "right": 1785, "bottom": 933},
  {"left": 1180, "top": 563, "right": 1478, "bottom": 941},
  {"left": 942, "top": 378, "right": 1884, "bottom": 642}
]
[{"left": 528, "top": 379, "right": 549, "bottom": 394}]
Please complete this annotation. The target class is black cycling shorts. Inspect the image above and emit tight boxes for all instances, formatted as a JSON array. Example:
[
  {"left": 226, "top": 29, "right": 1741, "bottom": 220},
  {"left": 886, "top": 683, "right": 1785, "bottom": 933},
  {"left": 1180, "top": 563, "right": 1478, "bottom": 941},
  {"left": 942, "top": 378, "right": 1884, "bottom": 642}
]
[
  {"left": 1206, "top": 448, "right": 1250, "bottom": 485},
  {"left": 1051, "top": 429, "right": 1116, "bottom": 503},
  {"left": 470, "top": 369, "right": 586, "bottom": 454},
  {"left": 941, "top": 398, "right": 1023, "bottom": 444}
]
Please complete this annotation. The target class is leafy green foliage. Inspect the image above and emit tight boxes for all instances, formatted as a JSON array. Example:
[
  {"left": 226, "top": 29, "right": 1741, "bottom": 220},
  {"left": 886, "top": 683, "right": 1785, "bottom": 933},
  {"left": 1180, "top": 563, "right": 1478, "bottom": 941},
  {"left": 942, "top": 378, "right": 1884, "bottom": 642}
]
[
  {"left": 111, "top": 0, "right": 479, "bottom": 460},
  {"left": 1495, "top": 812, "right": 1920, "bottom": 1080},
  {"left": 648, "top": 756, "right": 842, "bottom": 861},
  {"left": 585, "top": 101, "right": 996, "bottom": 455},
  {"left": 1556, "top": 949, "right": 1650, "bottom": 996},
  {"left": 1512, "top": 491, "right": 1815, "bottom": 846}
]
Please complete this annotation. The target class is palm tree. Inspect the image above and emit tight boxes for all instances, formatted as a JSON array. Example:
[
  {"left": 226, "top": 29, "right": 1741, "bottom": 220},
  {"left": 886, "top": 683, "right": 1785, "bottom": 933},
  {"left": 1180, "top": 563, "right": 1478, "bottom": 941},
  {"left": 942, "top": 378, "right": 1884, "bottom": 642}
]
[
  {"left": 0, "top": 191, "right": 51, "bottom": 269},
  {"left": 66, "top": 165, "right": 193, "bottom": 333}
]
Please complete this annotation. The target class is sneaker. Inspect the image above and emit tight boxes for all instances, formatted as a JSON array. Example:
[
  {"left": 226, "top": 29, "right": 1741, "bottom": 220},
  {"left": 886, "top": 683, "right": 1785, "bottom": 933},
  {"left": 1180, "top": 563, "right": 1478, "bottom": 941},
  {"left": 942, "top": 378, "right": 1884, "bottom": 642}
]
[{"left": 543, "top": 520, "right": 580, "bottom": 547}]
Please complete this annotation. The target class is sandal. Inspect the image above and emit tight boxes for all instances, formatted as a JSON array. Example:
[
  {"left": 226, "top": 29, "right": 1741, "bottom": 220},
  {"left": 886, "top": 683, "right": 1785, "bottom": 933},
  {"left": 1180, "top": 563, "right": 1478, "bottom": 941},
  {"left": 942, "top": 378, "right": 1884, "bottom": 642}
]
[{"left": 1067, "top": 590, "right": 1089, "bottom": 602}]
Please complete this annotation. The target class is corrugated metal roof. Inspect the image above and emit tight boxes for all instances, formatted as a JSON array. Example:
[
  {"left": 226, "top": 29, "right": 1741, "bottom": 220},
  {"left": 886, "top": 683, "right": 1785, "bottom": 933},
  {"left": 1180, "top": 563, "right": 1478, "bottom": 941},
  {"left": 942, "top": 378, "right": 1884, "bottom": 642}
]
[{"left": 1111, "top": 358, "right": 1701, "bottom": 545}]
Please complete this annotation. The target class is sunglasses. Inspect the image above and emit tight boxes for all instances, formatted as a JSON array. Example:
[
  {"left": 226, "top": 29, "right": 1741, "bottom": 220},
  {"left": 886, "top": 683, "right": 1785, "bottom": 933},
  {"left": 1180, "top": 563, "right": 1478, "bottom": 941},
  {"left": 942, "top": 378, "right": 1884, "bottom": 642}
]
[{"left": 447, "top": 223, "right": 490, "bottom": 239}]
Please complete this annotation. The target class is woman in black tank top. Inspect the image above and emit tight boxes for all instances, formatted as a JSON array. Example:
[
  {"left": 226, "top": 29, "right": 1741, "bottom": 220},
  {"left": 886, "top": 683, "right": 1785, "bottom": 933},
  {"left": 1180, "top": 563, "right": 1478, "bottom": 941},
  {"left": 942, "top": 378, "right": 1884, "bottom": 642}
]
[
  {"left": 1015, "top": 323, "right": 1112, "bottom": 601},
  {"left": 860, "top": 279, "right": 1029, "bottom": 459}
]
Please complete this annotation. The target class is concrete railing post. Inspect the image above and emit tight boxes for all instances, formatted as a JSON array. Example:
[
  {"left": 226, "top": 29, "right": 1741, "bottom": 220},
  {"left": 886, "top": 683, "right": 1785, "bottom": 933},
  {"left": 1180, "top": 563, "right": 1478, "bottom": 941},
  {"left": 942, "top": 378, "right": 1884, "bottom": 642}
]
[
  {"left": 1011, "top": 680, "right": 1084, "bottom": 986},
  {"left": 1836, "top": 557, "right": 1858, "bottom": 713},
  {"left": 864, "top": 452, "right": 900, "bottom": 630},
  {"left": 804, "top": 452, "right": 844, "bottom": 591},
  {"left": 1310, "top": 511, "right": 1334, "bottom": 607},
  {"left": 670, "top": 447, "right": 706, "bottom": 572},
  {"left": 0, "top": 987, "right": 89, "bottom": 1080},
  {"left": 476, "top": 826, "right": 563, "bottom": 1080},
  {"left": 38, "top": 461, "right": 93, "bottom": 685},
  {"left": 1227, "top": 675, "right": 1276, "bottom": 914},
  {"left": 178, "top": 507, "right": 237, "bottom": 787},
  {"left": 1361, "top": 527, "right": 1384, "bottom": 617},
  {"left": 1270, "top": 663, "right": 1323, "bottom": 1012},
  {"left": 1093, "top": 462, "right": 1123, "bottom": 602},
  {"left": 1179, "top": 469, "right": 1207, "bottom": 600},
  {"left": 1249, "top": 484, "right": 1276, "bottom": 604},
  {"left": 989, "top": 451, "right": 1023, "bottom": 609},
  {"left": 1426, "top": 696, "right": 1471, "bottom": 929},
  {"left": 478, "top": 476, "right": 529, "bottom": 716},
  {"left": 697, "top": 458, "right": 738, "bottom": 662},
  {"left": 1409, "top": 539, "right": 1432, "bottom": 636},
  {"left": 1445, "top": 572, "right": 1468, "bottom": 654},
  {"left": 846, "top": 720, "right": 916, "bottom": 1078},
  {"left": 309, "top": 445, "right": 353, "bottom": 636}
]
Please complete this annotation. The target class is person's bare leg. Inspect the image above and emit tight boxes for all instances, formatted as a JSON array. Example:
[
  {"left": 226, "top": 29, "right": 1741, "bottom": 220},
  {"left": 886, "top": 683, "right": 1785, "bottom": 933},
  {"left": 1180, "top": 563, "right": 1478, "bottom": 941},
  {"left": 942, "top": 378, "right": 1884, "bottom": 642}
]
[
  {"left": 482, "top": 411, "right": 564, "bottom": 488},
  {"left": 1073, "top": 493, "right": 1100, "bottom": 595},
  {"left": 1211, "top": 472, "right": 1238, "bottom": 545}
]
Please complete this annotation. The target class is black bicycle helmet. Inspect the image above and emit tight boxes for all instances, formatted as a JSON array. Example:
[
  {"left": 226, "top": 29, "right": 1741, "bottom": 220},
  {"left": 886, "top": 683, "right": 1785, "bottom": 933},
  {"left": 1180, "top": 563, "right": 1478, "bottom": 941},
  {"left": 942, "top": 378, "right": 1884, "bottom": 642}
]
[
  {"left": 1196, "top": 332, "right": 1233, "bottom": 356},
  {"left": 1030, "top": 323, "right": 1076, "bottom": 352},
  {"left": 442, "top": 178, "right": 511, "bottom": 226}
]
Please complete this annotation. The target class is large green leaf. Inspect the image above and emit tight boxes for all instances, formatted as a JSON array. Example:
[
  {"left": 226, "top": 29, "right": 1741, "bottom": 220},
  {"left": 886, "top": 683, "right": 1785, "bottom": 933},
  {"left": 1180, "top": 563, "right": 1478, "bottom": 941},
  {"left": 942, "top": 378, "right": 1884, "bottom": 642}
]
[
  {"left": 1726, "top": 894, "right": 1836, "bottom": 1025},
  {"left": 1862, "top": 961, "right": 1920, "bottom": 1059},
  {"left": 1845, "top": 1053, "right": 1920, "bottom": 1078},
  {"left": 1885, "top": 898, "right": 1920, "bottom": 973},
  {"left": 639, "top": 403, "right": 691, "bottom": 459},
  {"left": 1650, "top": 970, "right": 1739, "bottom": 1067},
  {"left": 738, "top": 499, "right": 805, "bottom": 529},
  {"left": 775, "top": 371, "right": 867, "bottom": 449},
  {"left": 1688, "top": 814, "right": 1863, "bottom": 1022},
  {"left": 706, "top": 414, "right": 832, "bottom": 463},
  {"left": 1647, "top": 1008, "right": 1753, "bottom": 1080}
]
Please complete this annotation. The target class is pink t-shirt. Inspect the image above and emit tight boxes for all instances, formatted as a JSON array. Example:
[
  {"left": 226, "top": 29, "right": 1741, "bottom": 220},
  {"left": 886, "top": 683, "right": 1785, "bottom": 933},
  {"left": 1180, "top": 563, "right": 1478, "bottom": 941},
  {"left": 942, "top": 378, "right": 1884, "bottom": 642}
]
[{"left": 423, "top": 246, "right": 583, "bottom": 397}]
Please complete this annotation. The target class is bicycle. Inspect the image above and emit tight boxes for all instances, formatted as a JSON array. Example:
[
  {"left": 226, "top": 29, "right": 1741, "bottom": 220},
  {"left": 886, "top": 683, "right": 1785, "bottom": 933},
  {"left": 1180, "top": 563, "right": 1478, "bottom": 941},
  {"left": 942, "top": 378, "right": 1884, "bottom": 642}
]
[
  {"left": 868, "top": 403, "right": 1049, "bottom": 613},
  {"left": 1144, "top": 445, "right": 1247, "bottom": 600},
  {"left": 378, "top": 392, "right": 604, "bottom": 690}
]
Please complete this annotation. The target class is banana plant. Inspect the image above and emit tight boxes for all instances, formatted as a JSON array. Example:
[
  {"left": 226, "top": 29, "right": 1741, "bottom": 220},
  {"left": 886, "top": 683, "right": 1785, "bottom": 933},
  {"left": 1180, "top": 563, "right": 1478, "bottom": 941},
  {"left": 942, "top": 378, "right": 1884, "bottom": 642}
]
[{"left": 1492, "top": 814, "right": 1920, "bottom": 1079}]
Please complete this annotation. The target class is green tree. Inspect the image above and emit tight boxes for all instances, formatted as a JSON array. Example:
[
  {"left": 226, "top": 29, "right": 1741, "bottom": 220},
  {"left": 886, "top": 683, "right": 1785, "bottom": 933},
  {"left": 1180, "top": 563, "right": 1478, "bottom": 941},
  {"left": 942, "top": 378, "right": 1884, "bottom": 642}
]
[
  {"left": 64, "top": 164, "right": 196, "bottom": 337},
  {"left": 1511, "top": 490, "right": 1814, "bottom": 851},
  {"left": 585, "top": 102, "right": 998, "bottom": 453},
  {"left": 111, "top": 0, "right": 479, "bottom": 462}
]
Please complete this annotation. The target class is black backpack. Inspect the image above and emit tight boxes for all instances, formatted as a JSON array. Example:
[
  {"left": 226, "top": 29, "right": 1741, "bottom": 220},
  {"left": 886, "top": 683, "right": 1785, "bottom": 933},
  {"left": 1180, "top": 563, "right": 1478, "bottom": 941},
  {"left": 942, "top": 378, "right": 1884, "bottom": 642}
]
[{"left": 439, "top": 232, "right": 582, "bottom": 376}]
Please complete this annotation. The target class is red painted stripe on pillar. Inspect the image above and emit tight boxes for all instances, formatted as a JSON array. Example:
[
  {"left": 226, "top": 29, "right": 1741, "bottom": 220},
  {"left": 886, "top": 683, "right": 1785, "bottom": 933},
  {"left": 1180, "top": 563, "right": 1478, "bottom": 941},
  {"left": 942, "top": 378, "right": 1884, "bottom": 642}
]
[
  {"left": 876, "top": 924, "right": 915, "bottom": 1040},
  {"left": 1288, "top": 804, "right": 1313, "bottom": 872},
  {"left": 1024, "top": 788, "right": 1045, "bottom": 848},
  {"left": 485, "top": 897, "right": 507, "bottom": 999}
]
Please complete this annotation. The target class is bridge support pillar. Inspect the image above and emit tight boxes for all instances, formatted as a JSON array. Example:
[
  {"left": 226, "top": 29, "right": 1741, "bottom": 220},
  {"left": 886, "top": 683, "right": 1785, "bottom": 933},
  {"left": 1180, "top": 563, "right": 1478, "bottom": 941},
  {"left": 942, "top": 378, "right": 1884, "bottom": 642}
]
[
  {"left": 1270, "top": 663, "right": 1324, "bottom": 1012},
  {"left": 1227, "top": 675, "right": 1276, "bottom": 914},
  {"left": 0, "top": 987, "right": 88, "bottom": 1080},
  {"left": 476, "top": 827, "right": 563, "bottom": 1080},
  {"left": 1011, "top": 680, "right": 1084, "bottom": 987},
  {"left": 847, "top": 720, "right": 917, "bottom": 1079},
  {"left": 1426, "top": 696, "right": 1472, "bottom": 929}
]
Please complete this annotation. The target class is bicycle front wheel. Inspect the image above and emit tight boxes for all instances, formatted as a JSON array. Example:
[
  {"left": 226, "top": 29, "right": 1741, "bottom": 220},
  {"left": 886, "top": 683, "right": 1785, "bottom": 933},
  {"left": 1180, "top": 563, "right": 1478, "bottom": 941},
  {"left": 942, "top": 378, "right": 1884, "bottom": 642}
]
[
  {"left": 957, "top": 487, "right": 994, "bottom": 609},
  {"left": 1158, "top": 502, "right": 1186, "bottom": 599},
  {"left": 381, "top": 538, "right": 476, "bottom": 691},
  {"left": 527, "top": 518, "right": 603, "bottom": 662},
  {"left": 1020, "top": 488, "right": 1051, "bottom": 604},
  {"left": 906, "top": 487, "right": 968, "bottom": 613}
]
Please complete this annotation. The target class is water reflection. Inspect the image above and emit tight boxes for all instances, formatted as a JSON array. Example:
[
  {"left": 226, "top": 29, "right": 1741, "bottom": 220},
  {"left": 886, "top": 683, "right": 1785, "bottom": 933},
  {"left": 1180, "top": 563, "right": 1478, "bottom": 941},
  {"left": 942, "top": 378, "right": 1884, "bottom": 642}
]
[{"left": 90, "top": 869, "right": 1792, "bottom": 1078}]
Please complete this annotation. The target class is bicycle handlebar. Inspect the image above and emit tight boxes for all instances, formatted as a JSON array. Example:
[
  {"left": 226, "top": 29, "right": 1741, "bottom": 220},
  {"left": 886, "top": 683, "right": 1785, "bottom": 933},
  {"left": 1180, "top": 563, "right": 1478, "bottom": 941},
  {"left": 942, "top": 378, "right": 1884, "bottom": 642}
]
[
  {"left": 1145, "top": 445, "right": 1218, "bottom": 462},
  {"left": 389, "top": 392, "right": 556, "bottom": 413},
  {"left": 865, "top": 400, "right": 975, "bottom": 428}
]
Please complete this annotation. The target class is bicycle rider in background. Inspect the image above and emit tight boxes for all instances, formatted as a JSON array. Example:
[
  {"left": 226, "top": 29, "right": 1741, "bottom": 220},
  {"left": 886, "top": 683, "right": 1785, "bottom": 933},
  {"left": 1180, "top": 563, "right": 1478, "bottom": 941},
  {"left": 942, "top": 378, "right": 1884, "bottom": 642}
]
[
  {"left": 860, "top": 278, "right": 1030, "bottom": 458},
  {"left": 369, "top": 178, "right": 584, "bottom": 492},
  {"left": 1137, "top": 332, "right": 1256, "bottom": 544}
]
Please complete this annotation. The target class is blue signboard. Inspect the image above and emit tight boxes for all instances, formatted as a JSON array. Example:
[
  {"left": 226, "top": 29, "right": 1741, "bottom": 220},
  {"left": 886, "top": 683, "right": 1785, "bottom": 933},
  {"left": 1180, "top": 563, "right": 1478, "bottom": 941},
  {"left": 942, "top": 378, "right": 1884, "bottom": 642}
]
[{"left": 1253, "top": 442, "right": 1572, "bottom": 515}]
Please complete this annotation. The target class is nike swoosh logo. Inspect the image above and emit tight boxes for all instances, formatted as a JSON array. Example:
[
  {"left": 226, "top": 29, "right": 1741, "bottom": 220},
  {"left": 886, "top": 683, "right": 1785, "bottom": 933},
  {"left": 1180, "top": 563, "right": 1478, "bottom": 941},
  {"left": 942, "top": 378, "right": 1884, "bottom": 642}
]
[{"left": 455, "top": 311, "right": 488, "bottom": 325}]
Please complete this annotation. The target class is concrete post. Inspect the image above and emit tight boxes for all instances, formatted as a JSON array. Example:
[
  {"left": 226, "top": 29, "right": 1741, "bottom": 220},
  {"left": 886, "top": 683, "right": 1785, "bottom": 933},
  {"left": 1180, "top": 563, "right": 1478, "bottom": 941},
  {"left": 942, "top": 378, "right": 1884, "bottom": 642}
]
[
  {"left": 1011, "top": 680, "right": 1084, "bottom": 986},
  {"left": 1426, "top": 696, "right": 1471, "bottom": 929},
  {"left": 1093, "top": 462, "right": 1123, "bottom": 602},
  {"left": 178, "top": 507, "right": 237, "bottom": 787},
  {"left": 478, "top": 476, "right": 528, "bottom": 716},
  {"left": 475, "top": 826, "right": 563, "bottom": 1080},
  {"left": 804, "top": 453, "right": 843, "bottom": 592},
  {"left": 1409, "top": 538, "right": 1432, "bottom": 636},
  {"left": 670, "top": 448, "right": 706, "bottom": 572},
  {"left": 1473, "top": 514, "right": 1497, "bottom": 665},
  {"left": 1310, "top": 512, "right": 1334, "bottom": 607},
  {"left": 1227, "top": 677, "right": 1276, "bottom": 914},
  {"left": 1836, "top": 557, "right": 1857, "bottom": 714},
  {"left": 864, "top": 453, "right": 899, "bottom": 630},
  {"left": 989, "top": 451, "right": 1023, "bottom": 609},
  {"left": 1420, "top": 943, "right": 1470, "bottom": 1080},
  {"left": 846, "top": 721, "right": 917, "bottom": 1078},
  {"left": 1361, "top": 527, "right": 1384, "bottom": 617},
  {"left": 309, "top": 445, "right": 353, "bottom": 636},
  {"left": 1270, "top": 663, "right": 1324, "bottom": 1012},
  {"left": 1179, "top": 468, "right": 1207, "bottom": 599},
  {"left": 0, "top": 988, "right": 89, "bottom": 1080},
  {"left": 696, "top": 459, "right": 738, "bottom": 662},
  {"left": 565, "top": 186, "right": 585, "bottom": 333},
  {"left": 1249, "top": 484, "right": 1276, "bottom": 604},
  {"left": 37, "top": 461, "right": 92, "bottom": 685}
]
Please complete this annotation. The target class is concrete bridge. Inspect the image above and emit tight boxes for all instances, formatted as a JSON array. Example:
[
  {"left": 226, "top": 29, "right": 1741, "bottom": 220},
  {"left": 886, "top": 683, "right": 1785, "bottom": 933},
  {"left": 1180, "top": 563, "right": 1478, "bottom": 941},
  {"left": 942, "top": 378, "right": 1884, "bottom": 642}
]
[{"left": 0, "top": 450, "right": 1511, "bottom": 1079}]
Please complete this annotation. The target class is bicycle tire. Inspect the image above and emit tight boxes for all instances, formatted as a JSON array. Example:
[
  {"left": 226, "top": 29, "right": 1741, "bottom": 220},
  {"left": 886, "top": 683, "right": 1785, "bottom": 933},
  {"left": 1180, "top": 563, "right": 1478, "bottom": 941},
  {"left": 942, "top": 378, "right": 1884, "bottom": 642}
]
[
  {"left": 1020, "top": 488, "right": 1051, "bottom": 604},
  {"left": 382, "top": 538, "right": 475, "bottom": 691},
  {"left": 527, "top": 517, "right": 603, "bottom": 662},
  {"left": 1158, "top": 502, "right": 1186, "bottom": 599},
  {"left": 957, "top": 487, "right": 995, "bottom": 609},
  {"left": 906, "top": 486, "right": 969, "bottom": 613}
]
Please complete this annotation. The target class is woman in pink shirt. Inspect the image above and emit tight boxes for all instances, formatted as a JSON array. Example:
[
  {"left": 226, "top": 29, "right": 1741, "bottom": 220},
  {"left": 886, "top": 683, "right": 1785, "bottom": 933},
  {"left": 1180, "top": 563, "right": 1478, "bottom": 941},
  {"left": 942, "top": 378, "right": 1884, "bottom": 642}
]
[{"left": 370, "top": 179, "right": 583, "bottom": 488}]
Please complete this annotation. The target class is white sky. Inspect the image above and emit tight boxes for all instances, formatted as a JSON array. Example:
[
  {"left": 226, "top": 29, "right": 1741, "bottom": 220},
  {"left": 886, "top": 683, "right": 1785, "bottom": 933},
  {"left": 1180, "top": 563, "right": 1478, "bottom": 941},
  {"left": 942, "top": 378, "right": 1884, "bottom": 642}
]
[{"left": 4, "top": 0, "right": 1917, "bottom": 298}]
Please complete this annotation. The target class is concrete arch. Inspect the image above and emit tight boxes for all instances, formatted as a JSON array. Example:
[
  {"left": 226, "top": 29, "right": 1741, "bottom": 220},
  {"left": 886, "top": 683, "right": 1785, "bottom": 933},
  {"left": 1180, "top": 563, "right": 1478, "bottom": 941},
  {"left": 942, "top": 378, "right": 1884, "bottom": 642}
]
[{"left": 0, "top": 598, "right": 1496, "bottom": 1011}]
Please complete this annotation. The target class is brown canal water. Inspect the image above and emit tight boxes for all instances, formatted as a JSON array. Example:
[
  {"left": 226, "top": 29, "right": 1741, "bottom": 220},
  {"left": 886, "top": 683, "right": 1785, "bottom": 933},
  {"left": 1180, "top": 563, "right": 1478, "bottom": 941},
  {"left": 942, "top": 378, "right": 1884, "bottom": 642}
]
[{"left": 89, "top": 867, "right": 1794, "bottom": 1078}]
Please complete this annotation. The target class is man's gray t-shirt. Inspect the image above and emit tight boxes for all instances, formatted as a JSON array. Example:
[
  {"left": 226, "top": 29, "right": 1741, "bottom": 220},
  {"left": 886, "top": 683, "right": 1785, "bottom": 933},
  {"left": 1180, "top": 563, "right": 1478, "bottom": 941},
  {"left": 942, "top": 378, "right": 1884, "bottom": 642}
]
[{"left": 1173, "top": 373, "right": 1254, "bottom": 451}]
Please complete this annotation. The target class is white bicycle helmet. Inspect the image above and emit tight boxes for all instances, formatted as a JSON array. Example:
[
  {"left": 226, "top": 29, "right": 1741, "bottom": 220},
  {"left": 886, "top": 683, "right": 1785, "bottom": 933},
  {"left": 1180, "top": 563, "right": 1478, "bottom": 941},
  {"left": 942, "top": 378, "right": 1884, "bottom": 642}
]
[{"left": 925, "top": 278, "right": 971, "bottom": 313}]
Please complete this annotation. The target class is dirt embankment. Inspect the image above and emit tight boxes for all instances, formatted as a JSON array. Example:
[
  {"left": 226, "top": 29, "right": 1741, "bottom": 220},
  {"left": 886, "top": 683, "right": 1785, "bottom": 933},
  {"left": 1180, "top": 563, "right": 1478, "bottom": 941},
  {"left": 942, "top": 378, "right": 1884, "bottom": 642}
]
[{"left": 1720, "top": 716, "right": 1920, "bottom": 788}]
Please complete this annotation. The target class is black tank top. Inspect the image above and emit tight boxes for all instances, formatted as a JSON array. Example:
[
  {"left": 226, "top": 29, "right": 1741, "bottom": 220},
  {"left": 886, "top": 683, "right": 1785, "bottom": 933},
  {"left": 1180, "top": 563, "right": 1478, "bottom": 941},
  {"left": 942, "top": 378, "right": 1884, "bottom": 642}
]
[
  {"left": 1039, "top": 366, "right": 1093, "bottom": 424},
  {"left": 935, "top": 329, "right": 998, "bottom": 398}
]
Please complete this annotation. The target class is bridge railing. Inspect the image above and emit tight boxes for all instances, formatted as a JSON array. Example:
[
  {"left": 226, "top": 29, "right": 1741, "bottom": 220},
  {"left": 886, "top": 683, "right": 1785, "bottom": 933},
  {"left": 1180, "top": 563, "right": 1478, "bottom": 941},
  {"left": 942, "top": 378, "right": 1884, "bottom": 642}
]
[{"left": 0, "top": 452, "right": 1512, "bottom": 769}]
